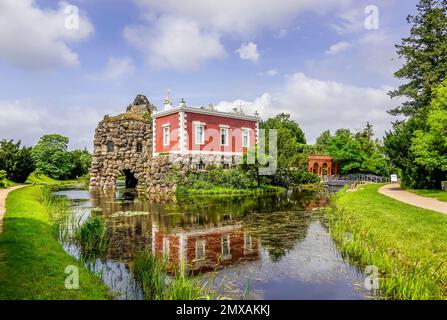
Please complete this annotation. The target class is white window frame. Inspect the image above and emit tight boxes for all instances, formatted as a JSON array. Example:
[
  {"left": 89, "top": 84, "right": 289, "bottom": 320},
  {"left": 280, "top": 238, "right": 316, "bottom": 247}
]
[
  {"left": 221, "top": 235, "right": 231, "bottom": 259},
  {"left": 162, "top": 237, "right": 170, "bottom": 259},
  {"left": 195, "top": 240, "right": 206, "bottom": 261},
  {"left": 244, "top": 233, "right": 253, "bottom": 254},
  {"left": 242, "top": 128, "right": 250, "bottom": 148},
  {"left": 220, "top": 127, "right": 229, "bottom": 146},
  {"left": 162, "top": 125, "right": 170, "bottom": 146},
  {"left": 194, "top": 123, "right": 205, "bottom": 145}
]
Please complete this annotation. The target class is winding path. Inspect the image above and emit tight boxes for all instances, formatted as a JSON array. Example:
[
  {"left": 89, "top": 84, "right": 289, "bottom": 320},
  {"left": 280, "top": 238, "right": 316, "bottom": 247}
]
[
  {"left": 0, "top": 185, "right": 27, "bottom": 234},
  {"left": 379, "top": 183, "right": 447, "bottom": 215}
]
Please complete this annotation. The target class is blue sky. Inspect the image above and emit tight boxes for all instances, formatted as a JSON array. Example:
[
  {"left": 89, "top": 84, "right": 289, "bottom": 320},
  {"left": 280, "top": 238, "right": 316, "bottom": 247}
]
[{"left": 0, "top": 0, "right": 418, "bottom": 149}]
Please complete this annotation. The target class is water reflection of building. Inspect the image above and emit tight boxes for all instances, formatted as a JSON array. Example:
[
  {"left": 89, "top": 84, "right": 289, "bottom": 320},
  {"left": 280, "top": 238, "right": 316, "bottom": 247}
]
[{"left": 152, "top": 224, "right": 260, "bottom": 273}]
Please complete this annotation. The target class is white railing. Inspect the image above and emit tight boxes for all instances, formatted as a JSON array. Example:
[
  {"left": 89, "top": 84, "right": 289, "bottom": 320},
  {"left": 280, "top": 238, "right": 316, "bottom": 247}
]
[{"left": 322, "top": 174, "right": 390, "bottom": 183}]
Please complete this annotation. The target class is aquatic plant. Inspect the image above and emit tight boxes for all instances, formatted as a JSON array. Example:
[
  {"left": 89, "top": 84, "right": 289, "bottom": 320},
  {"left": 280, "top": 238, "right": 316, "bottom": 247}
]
[
  {"left": 73, "top": 215, "right": 110, "bottom": 259},
  {"left": 39, "top": 186, "right": 71, "bottom": 240},
  {"left": 131, "top": 251, "right": 221, "bottom": 300}
]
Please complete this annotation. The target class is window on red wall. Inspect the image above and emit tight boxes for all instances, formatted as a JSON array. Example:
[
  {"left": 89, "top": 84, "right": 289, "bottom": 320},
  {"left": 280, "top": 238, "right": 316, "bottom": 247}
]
[
  {"left": 195, "top": 124, "right": 205, "bottom": 145},
  {"left": 220, "top": 127, "right": 229, "bottom": 146},
  {"left": 242, "top": 128, "right": 250, "bottom": 147},
  {"left": 163, "top": 126, "right": 170, "bottom": 146}
]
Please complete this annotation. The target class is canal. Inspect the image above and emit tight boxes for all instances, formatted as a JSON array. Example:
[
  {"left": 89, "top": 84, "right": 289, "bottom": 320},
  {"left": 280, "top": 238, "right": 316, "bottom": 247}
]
[{"left": 55, "top": 187, "right": 372, "bottom": 300}]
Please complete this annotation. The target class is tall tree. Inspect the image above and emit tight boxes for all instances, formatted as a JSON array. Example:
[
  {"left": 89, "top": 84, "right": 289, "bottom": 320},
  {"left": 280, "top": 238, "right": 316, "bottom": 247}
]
[
  {"left": 69, "top": 149, "right": 92, "bottom": 178},
  {"left": 389, "top": 0, "right": 447, "bottom": 117},
  {"left": 0, "top": 140, "right": 35, "bottom": 183},
  {"left": 32, "top": 134, "right": 74, "bottom": 180},
  {"left": 410, "top": 80, "right": 447, "bottom": 187},
  {"left": 385, "top": 0, "right": 447, "bottom": 188},
  {"left": 260, "top": 113, "right": 306, "bottom": 168}
]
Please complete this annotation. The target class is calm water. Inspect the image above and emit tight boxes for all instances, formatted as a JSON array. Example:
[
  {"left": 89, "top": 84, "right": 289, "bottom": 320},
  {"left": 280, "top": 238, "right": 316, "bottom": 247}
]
[{"left": 55, "top": 187, "right": 371, "bottom": 300}]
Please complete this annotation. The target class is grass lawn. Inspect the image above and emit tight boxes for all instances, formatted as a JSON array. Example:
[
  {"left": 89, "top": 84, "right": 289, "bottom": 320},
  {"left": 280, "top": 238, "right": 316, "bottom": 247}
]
[
  {"left": 328, "top": 183, "right": 447, "bottom": 300},
  {"left": 0, "top": 185, "right": 110, "bottom": 299},
  {"left": 405, "top": 188, "right": 447, "bottom": 203}
]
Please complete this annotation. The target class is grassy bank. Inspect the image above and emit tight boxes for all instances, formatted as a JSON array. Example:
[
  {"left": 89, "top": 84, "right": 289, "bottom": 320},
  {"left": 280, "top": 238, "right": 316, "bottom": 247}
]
[
  {"left": 26, "top": 172, "right": 88, "bottom": 188},
  {"left": 405, "top": 188, "right": 447, "bottom": 202},
  {"left": 327, "top": 184, "right": 447, "bottom": 300},
  {"left": 0, "top": 185, "right": 110, "bottom": 299},
  {"left": 177, "top": 185, "right": 286, "bottom": 196}
]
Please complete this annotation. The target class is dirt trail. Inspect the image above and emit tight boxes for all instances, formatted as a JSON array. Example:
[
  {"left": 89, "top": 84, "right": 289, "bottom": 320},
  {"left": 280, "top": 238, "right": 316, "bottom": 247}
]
[
  {"left": 0, "top": 185, "right": 27, "bottom": 234},
  {"left": 379, "top": 183, "right": 447, "bottom": 215}
]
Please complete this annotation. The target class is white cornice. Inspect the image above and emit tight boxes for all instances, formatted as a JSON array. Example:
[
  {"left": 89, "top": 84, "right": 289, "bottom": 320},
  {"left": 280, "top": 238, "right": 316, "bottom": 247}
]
[{"left": 153, "top": 106, "right": 259, "bottom": 121}]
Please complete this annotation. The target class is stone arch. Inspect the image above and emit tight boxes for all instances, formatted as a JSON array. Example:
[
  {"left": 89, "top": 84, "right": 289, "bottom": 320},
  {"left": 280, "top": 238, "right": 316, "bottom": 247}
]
[
  {"left": 123, "top": 169, "right": 138, "bottom": 189},
  {"left": 322, "top": 162, "right": 328, "bottom": 175},
  {"left": 312, "top": 162, "right": 319, "bottom": 174}
]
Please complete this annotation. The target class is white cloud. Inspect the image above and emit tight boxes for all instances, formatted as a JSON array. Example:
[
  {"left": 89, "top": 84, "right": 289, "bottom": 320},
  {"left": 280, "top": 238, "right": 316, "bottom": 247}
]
[
  {"left": 127, "top": 0, "right": 353, "bottom": 71},
  {"left": 90, "top": 56, "right": 135, "bottom": 81},
  {"left": 135, "top": 0, "right": 351, "bottom": 35},
  {"left": 217, "top": 72, "right": 399, "bottom": 143},
  {"left": 258, "top": 69, "right": 278, "bottom": 76},
  {"left": 236, "top": 42, "right": 260, "bottom": 63},
  {"left": 0, "top": 0, "right": 94, "bottom": 69},
  {"left": 325, "top": 41, "right": 351, "bottom": 55},
  {"left": 124, "top": 16, "right": 225, "bottom": 71},
  {"left": 0, "top": 99, "right": 120, "bottom": 150}
]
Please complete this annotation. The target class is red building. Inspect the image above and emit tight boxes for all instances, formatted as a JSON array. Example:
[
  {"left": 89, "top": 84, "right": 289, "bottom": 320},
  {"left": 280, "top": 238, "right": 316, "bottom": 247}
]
[
  {"left": 308, "top": 154, "right": 339, "bottom": 176},
  {"left": 152, "top": 224, "right": 260, "bottom": 273},
  {"left": 152, "top": 98, "right": 259, "bottom": 164}
]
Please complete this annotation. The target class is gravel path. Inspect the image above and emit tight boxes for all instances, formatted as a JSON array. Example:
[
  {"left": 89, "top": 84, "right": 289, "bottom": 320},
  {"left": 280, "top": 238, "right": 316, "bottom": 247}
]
[
  {"left": 0, "top": 185, "right": 27, "bottom": 234},
  {"left": 379, "top": 183, "right": 447, "bottom": 215}
]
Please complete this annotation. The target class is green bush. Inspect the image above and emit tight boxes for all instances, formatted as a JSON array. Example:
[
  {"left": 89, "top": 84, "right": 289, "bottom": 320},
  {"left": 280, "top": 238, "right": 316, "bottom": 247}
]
[
  {"left": 0, "top": 140, "right": 35, "bottom": 183},
  {"left": 184, "top": 167, "right": 257, "bottom": 190},
  {"left": 0, "top": 170, "right": 6, "bottom": 188},
  {"left": 269, "top": 168, "right": 320, "bottom": 188}
]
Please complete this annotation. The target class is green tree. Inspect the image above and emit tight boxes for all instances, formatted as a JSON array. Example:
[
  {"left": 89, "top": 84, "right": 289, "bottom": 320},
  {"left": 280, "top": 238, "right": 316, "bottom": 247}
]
[
  {"left": 325, "top": 129, "right": 364, "bottom": 173},
  {"left": 385, "top": 0, "right": 447, "bottom": 188},
  {"left": 69, "top": 149, "right": 92, "bottom": 178},
  {"left": 317, "top": 125, "right": 391, "bottom": 176},
  {"left": 32, "top": 134, "right": 74, "bottom": 180},
  {"left": 0, "top": 140, "right": 35, "bottom": 183},
  {"left": 389, "top": 0, "right": 447, "bottom": 117},
  {"left": 260, "top": 113, "right": 306, "bottom": 168},
  {"left": 315, "top": 130, "right": 331, "bottom": 153},
  {"left": 410, "top": 81, "right": 447, "bottom": 187}
]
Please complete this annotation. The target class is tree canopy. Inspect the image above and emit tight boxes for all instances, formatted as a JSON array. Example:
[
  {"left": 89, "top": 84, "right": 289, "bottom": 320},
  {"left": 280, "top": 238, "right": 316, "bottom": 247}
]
[
  {"left": 31, "top": 134, "right": 91, "bottom": 180},
  {"left": 0, "top": 140, "right": 34, "bottom": 183},
  {"left": 260, "top": 113, "right": 307, "bottom": 168},
  {"left": 315, "top": 124, "right": 391, "bottom": 176},
  {"left": 385, "top": 0, "right": 447, "bottom": 188}
]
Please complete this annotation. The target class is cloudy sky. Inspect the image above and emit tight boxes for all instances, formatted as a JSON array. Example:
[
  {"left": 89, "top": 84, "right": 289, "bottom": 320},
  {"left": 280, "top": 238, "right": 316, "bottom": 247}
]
[{"left": 0, "top": 0, "right": 416, "bottom": 149}]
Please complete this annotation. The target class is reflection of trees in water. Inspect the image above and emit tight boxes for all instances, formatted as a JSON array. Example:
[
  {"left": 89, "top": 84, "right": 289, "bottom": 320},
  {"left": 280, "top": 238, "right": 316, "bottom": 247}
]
[
  {"left": 242, "top": 210, "right": 311, "bottom": 262},
  {"left": 106, "top": 216, "right": 152, "bottom": 261}
]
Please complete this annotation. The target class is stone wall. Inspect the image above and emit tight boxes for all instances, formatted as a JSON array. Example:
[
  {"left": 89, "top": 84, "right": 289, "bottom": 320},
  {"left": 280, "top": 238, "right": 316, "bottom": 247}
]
[{"left": 89, "top": 96, "right": 154, "bottom": 191}]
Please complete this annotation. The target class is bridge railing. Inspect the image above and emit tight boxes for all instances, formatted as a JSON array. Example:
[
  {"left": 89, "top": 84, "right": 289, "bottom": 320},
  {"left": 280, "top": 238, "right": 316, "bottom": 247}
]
[{"left": 322, "top": 174, "right": 390, "bottom": 183}]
